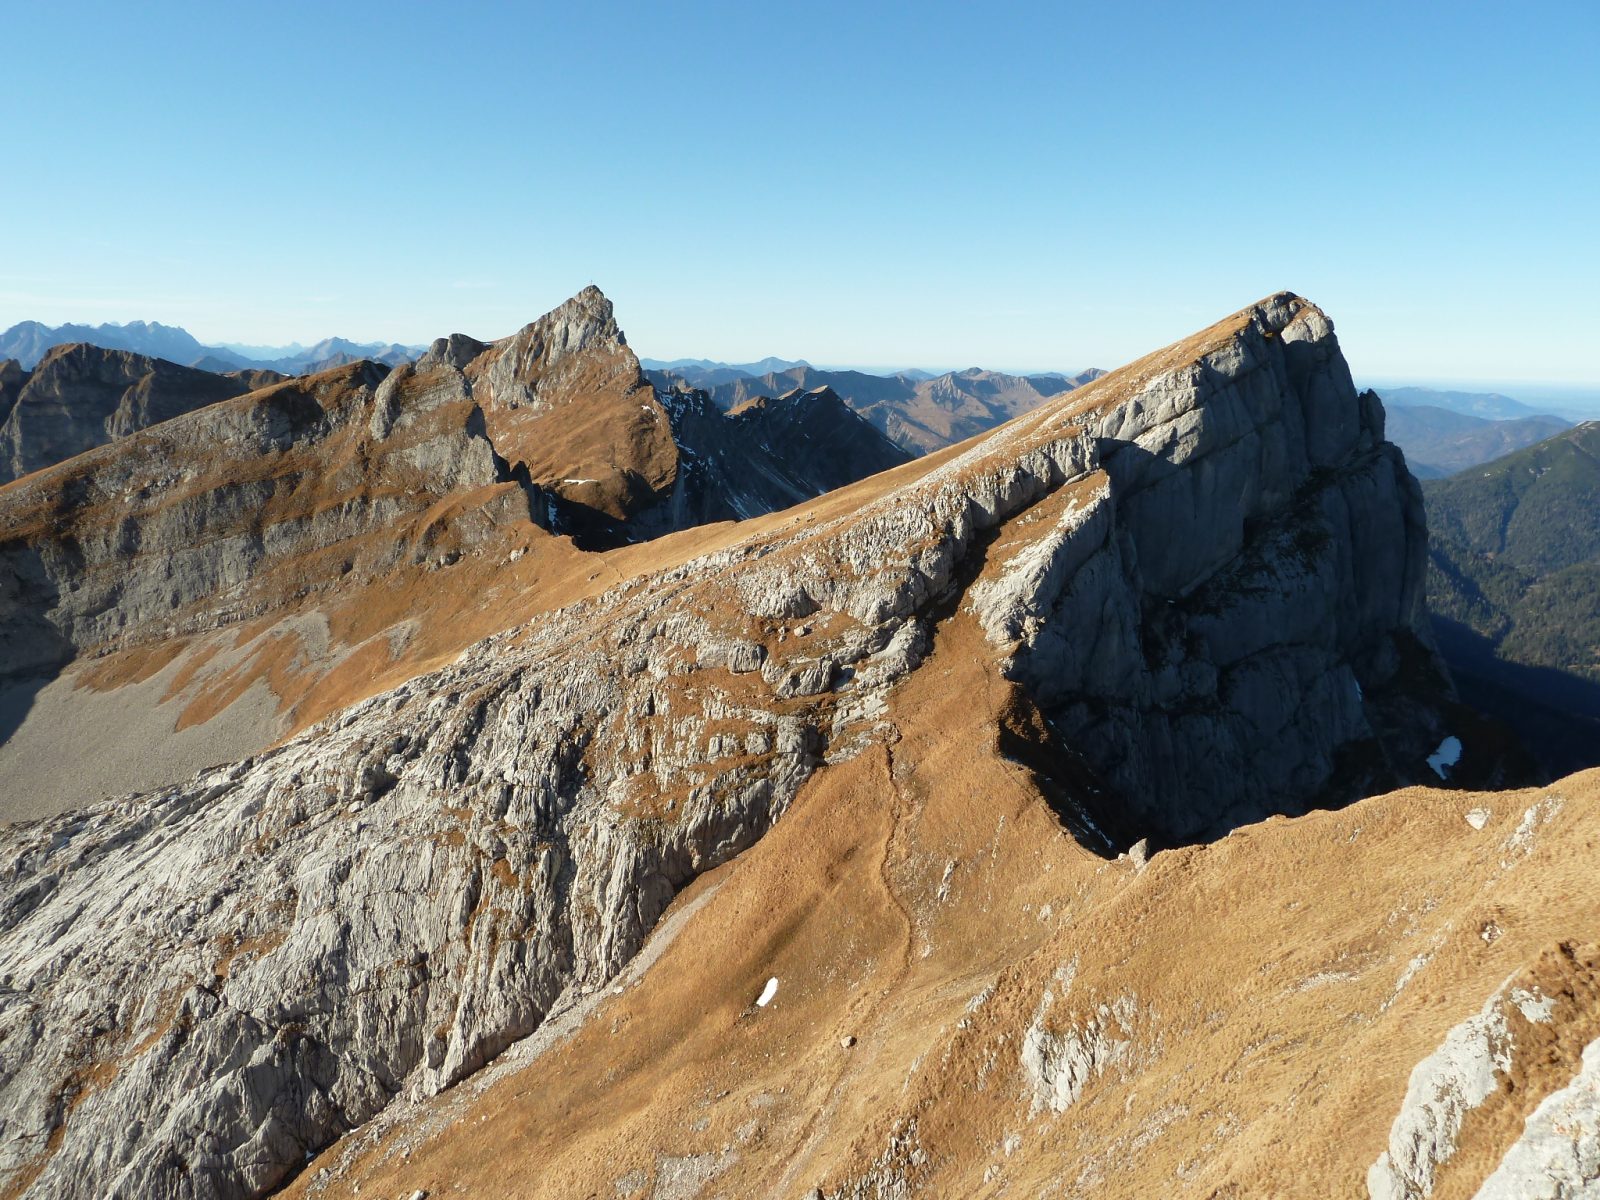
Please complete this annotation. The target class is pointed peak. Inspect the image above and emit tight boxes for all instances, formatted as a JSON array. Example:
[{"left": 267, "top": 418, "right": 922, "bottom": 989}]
[{"left": 502, "top": 286, "right": 624, "bottom": 350}]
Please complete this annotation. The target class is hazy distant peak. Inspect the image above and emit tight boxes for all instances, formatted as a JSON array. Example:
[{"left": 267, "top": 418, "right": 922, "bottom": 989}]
[
  {"left": 0, "top": 318, "right": 425, "bottom": 375},
  {"left": 638, "top": 354, "right": 811, "bottom": 376},
  {"left": 1373, "top": 385, "right": 1556, "bottom": 421}
]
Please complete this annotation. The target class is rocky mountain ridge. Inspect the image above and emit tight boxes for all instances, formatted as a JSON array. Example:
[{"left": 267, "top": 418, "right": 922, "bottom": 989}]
[
  {"left": 0, "top": 292, "right": 1500, "bottom": 1198},
  {"left": 647, "top": 362, "right": 1108, "bottom": 456},
  {"left": 0, "top": 289, "right": 907, "bottom": 815}
]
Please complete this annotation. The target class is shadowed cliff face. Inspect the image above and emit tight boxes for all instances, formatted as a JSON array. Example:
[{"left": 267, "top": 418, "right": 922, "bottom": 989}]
[
  {"left": 970, "top": 296, "right": 1449, "bottom": 842},
  {"left": 0, "top": 293, "right": 1473, "bottom": 1199}
]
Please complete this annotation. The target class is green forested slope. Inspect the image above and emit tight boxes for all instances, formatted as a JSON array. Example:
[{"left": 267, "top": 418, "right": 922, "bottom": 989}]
[{"left": 1423, "top": 423, "right": 1600, "bottom": 772}]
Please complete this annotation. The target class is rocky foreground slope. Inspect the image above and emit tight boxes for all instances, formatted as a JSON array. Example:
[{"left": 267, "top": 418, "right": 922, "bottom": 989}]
[
  {"left": 286, "top": 677, "right": 1600, "bottom": 1200},
  {"left": 0, "top": 293, "right": 1563, "bottom": 1198}
]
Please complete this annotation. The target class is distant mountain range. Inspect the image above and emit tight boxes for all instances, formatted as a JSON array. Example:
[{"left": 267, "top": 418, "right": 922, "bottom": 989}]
[
  {"left": 647, "top": 362, "right": 1106, "bottom": 456},
  {"left": 1382, "top": 403, "right": 1571, "bottom": 478},
  {"left": 1371, "top": 384, "right": 1558, "bottom": 421},
  {"left": 0, "top": 320, "right": 423, "bottom": 375},
  {"left": 639, "top": 356, "right": 810, "bottom": 387}
]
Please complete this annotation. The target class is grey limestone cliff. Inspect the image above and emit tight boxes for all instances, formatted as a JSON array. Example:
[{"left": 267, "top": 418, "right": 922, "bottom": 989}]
[{"left": 971, "top": 295, "right": 1446, "bottom": 840}]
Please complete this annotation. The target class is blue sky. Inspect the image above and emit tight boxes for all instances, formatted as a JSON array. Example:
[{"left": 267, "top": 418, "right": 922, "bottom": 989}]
[{"left": 2, "top": 1, "right": 1596, "bottom": 381}]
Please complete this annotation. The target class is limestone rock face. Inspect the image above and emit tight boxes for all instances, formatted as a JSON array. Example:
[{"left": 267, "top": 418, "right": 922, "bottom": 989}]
[
  {"left": 0, "top": 293, "right": 1461, "bottom": 1198},
  {"left": 0, "top": 344, "right": 252, "bottom": 484},
  {"left": 0, "top": 358, "right": 535, "bottom": 683},
  {"left": 972, "top": 296, "right": 1445, "bottom": 841}
]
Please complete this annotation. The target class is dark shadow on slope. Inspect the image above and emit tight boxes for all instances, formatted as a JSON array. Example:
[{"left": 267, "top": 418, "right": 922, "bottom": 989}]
[
  {"left": 0, "top": 671, "right": 56, "bottom": 751},
  {"left": 994, "top": 691, "right": 1126, "bottom": 857},
  {"left": 1432, "top": 616, "right": 1600, "bottom": 778},
  {"left": 0, "top": 544, "right": 73, "bottom": 764}
]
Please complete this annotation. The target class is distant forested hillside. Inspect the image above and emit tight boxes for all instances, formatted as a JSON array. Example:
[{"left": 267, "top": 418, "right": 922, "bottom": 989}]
[{"left": 1424, "top": 422, "right": 1600, "bottom": 773}]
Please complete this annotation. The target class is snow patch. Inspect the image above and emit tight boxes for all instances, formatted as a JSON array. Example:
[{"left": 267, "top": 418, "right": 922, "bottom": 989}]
[{"left": 1426, "top": 736, "right": 1462, "bottom": 779}]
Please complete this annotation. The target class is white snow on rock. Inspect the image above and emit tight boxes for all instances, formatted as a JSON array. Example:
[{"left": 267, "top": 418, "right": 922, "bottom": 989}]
[
  {"left": 1427, "top": 736, "right": 1463, "bottom": 779},
  {"left": 756, "top": 977, "right": 779, "bottom": 1008}
]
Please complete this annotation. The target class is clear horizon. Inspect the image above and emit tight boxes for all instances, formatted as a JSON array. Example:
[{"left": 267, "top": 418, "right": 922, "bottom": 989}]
[{"left": 3, "top": 2, "right": 1596, "bottom": 385}]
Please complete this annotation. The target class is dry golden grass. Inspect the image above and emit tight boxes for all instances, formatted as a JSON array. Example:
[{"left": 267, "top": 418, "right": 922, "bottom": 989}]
[{"left": 282, "top": 599, "right": 1600, "bottom": 1199}]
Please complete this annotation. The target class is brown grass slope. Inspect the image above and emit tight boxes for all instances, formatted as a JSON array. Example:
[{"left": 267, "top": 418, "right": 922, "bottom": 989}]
[{"left": 287, "top": 605, "right": 1599, "bottom": 1199}]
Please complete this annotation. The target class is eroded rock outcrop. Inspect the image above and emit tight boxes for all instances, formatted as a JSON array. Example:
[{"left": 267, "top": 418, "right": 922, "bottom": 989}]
[{"left": 0, "top": 293, "right": 1467, "bottom": 1198}]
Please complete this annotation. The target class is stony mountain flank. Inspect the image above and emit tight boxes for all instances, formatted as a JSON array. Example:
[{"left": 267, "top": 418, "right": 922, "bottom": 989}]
[
  {"left": 0, "top": 344, "right": 253, "bottom": 484},
  {"left": 0, "top": 292, "right": 1522, "bottom": 1198},
  {"left": 284, "top": 701, "right": 1600, "bottom": 1200},
  {"left": 0, "top": 288, "right": 907, "bottom": 816}
]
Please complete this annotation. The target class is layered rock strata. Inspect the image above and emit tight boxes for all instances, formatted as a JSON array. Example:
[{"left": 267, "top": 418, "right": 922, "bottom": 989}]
[{"left": 0, "top": 289, "right": 908, "bottom": 690}]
